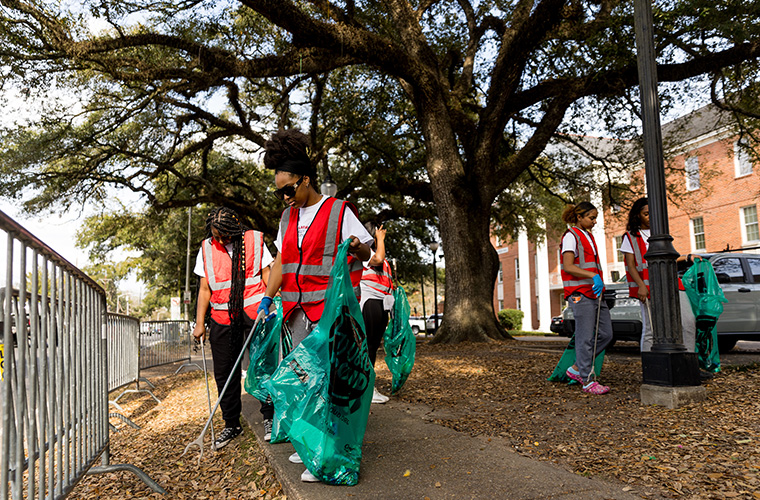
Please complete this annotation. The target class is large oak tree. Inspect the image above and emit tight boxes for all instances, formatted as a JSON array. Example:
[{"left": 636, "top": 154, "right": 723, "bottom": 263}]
[{"left": 1, "top": 0, "right": 759, "bottom": 342}]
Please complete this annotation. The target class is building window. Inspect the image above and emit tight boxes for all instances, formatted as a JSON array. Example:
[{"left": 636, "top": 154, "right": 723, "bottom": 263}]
[
  {"left": 615, "top": 235, "right": 624, "bottom": 262},
  {"left": 735, "top": 138, "right": 753, "bottom": 177},
  {"left": 498, "top": 300, "right": 503, "bottom": 311},
  {"left": 498, "top": 262, "right": 503, "bottom": 283},
  {"left": 685, "top": 156, "right": 700, "bottom": 191},
  {"left": 515, "top": 258, "right": 520, "bottom": 281},
  {"left": 742, "top": 205, "right": 759, "bottom": 243},
  {"left": 691, "top": 217, "right": 706, "bottom": 251},
  {"left": 516, "top": 298, "right": 521, "bottom": 310}
]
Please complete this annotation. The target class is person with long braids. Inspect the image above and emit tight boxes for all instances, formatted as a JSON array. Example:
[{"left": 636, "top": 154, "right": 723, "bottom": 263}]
[
  {"left": 256, "top": 129, "right": 372, "bottom": 483},
  {"left": 192, "top": 207, "right": 274, "bottom": 449},
  {"left": 560, "top": 201, "right": 614, "bottom": 394}
]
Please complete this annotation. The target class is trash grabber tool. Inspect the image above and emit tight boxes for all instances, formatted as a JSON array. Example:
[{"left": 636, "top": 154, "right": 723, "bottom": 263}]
[
  {"left": 587, "top": 292, "right": 604, "bottom": 385},
  {"left": 200, "top": 338, "right": 216, "bottom": 446},
  {"left": 182, "top": 312, "right": 265, "bottom": 463}
]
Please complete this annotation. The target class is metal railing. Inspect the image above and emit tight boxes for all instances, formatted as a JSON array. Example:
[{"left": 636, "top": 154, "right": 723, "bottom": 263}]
[
  {"left": 0, "top": 209, "right": 164, "bottom": 499},
  {"left": 139, "top": 320, "right": 199, "bottom": 373}
]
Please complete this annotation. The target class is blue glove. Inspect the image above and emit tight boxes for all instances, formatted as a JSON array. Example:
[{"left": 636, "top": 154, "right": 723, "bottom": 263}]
[
  {"left": 257, "top": 296, "right": 274, "bottom": 321},
  {"left": 592, "top": 274, "right": 604, "bottom": 297}
]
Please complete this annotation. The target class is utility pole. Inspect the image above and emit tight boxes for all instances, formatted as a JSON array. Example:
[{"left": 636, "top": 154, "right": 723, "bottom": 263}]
[{"left": 184, "top": 206, "right": 193, "bottom": 322}]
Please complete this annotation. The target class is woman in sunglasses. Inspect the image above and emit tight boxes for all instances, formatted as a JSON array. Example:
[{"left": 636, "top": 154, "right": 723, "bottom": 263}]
[{"left": 256, "top": 129, "right": 373, "bottom": 482}]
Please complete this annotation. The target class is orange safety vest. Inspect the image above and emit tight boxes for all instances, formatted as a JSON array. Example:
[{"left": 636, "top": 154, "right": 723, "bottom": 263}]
[
  {"left": 560, "top": 227, "right": 603, "bottom": 299},
  {"left": 279, "top": 197, "right": 363, "bottom": 322},
  {"left": 624, "top": 231, "right": 650, "bottom": 298},
  {"left": 201, "top": 230, "right": 266, "bottom": 325},
  {"left": 361, "top": 259, "right": 394, "bottom": 296}
]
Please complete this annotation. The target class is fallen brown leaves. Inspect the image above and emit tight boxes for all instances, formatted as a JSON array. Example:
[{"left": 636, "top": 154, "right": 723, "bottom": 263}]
[
  {"left": 68, "top": 368, "right": 285, "bottom": 500},
  {"left": 381, "top": 339, "right": 760, "bottom": 500}
]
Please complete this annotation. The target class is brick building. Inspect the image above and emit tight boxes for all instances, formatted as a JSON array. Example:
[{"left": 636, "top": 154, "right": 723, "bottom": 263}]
[{"left": 493, "top": 104, "right": 760, "bottom": 331}]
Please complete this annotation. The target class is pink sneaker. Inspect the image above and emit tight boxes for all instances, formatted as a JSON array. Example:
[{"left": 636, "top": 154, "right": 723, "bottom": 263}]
[
  {"left": 582, "top": 381, "right": 610, "bottom": 394},
  {"left": 566, "top": 368, "right": 584, "bottom": 384}
]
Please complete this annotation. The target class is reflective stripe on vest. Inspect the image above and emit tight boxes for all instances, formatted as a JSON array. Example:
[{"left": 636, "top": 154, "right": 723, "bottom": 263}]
[
  {"left": 280, "top": 197, "right": 363, "bottom": 322},
  {"left": 201, "top": 230, "right": 266, "bottom": 325},
  {"left": 624, "top": 231, "right": 650, "bottom": 298},
  {"left": 361, "top": 260, "right": 393, "bottom": 295},
  {"left": 560, "top": 227, "right": 603, "bottom": 299}
]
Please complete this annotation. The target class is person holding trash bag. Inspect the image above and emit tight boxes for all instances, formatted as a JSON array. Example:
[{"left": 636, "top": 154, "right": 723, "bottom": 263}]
[
  {"left": 621, "top": 197, "right": 702, "bottom": 357},
  {"left": 360, "top": 222, "right": 395, "bottom": 404},
  {"left": 559, "top": 202, "right": 613, "bottom": 395},
  {"left": 192, "top": 207, "right": 274, "bottom": 449},
  {"left": 257, "top": 129, "right": 373, "bottom": 483}
]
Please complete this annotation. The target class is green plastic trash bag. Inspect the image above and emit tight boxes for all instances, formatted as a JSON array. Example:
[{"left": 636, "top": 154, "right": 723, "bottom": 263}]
[
  {"left": 244, "top": 297, "right": 283, "bottom": 402},
  {"left": 268, "top": 320, "right": 293, "bottom": 444},
  {"left": 265, "top": 239, "right": 375, "bottom": 485},
  {"left": 548, "top": 333, "right": 605, "bottom": 384},
  {"left": 383, "top": 286, "right": 416, "bottom": 394},
  {"left": 682, "top": 259, "right": 726, "bottom": 372}
]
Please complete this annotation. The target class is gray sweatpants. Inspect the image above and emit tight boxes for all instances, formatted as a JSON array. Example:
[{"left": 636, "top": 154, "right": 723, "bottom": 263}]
[
  {"left": 640, "top": 290, "right": 696, "bottom": 352},
  {"left": 568, "top": 293, "right": 613, "bottom": 382},
  {"left": 281, "top": 308, "right": 317, "bottom": 361}
]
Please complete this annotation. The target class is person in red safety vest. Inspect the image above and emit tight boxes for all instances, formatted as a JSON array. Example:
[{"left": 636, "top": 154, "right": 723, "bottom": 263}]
[
  {"left": 621, "top": 197, "right": 700, "bottom": 355},
  {"left": 192, "top": 207, "right": 274, "bottom": 449},
  {"left": 559, "top": 202, "right": 613, "bottom": 395},
  {"left": 360, "top": 222, "right": 394, "bottom": 404},
  {"left": 256, "top": 129, "right": 372, "bottom": 483}
]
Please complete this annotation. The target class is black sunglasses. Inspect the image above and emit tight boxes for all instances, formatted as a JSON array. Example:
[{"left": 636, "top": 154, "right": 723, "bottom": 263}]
[{"left": 273, "top": 177, "right": 304, "bottom": 200}]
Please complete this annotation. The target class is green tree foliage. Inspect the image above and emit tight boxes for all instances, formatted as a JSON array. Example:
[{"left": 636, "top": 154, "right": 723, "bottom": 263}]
[{"left": 0, "top": 0, "right": 759, "bottom": 342}]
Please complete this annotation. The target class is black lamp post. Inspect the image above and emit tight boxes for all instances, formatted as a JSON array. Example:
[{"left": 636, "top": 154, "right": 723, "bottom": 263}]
[
  {"left": 633, "top": 0, "right": 701, "bottom": 392},
  {"left": 429, "top": 242, "right": 439, "bottom": 331}
]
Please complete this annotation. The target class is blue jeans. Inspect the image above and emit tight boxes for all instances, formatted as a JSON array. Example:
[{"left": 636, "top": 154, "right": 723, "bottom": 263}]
[{"left": 568, "top": 293, "right": 613, "bottom": 382}]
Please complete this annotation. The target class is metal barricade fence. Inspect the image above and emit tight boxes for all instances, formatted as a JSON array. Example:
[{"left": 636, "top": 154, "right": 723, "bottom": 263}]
[
  {"left": 0, "top": 210, "right": 163, "bottom": 499},
  {"left": 139, "top": 320, "right": 199, "bottom": 374},
  {"left": 106, "top": 313, "right": 140, "bottom": 394}
]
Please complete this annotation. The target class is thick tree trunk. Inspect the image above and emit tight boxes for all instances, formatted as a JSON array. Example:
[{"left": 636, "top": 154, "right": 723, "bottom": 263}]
[{"left": 416, "top": 104, "right": 511, "bottom": 344}]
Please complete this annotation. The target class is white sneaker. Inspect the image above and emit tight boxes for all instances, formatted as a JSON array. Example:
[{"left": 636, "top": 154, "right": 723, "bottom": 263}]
[
  {"left": 301, "top": 469, "right": 320, "bottom": 482},
  {"left": 289, "top": 452, "right": 303, "bottom": 464},
  {"left": 372, "top": 387, "right": 389, "bottom": 404}
]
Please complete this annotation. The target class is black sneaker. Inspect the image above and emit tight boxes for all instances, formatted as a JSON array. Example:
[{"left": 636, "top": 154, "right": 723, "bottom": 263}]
[
  {"left": 263, "top": 419, "right": 273, "bottom": 441},
  {"left": 214, "top": 426, "right": 242, "bottom": 449}
]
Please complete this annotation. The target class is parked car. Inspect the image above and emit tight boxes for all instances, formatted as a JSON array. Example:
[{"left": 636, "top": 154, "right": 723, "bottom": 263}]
[
  {"left": 558, "top": 253, "right": 760, "bottom": 353},
  {"left": 426, "top": 313, "right": 444, "bottom": 333},
  {"left": 408, "top": 316, "right": 426, "bottom": 335}
]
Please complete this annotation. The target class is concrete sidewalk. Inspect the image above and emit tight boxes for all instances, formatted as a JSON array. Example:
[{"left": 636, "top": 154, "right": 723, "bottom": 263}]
[{"left": 241, "top": 394, "right": 643, "bottom": 500}]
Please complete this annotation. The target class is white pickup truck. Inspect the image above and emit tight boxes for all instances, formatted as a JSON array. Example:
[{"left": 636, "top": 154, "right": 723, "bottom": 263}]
[{"left": 408, "top": 316, "right": 426, "bottom": 335}]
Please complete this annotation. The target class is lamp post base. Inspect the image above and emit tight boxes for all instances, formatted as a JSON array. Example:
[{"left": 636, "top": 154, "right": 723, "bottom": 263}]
[
  {"left": 640, "top": 384, "right": 707, "bottom": 409},
  {"left": 641, "top": 351, "right": 701, "bottom": 387}
]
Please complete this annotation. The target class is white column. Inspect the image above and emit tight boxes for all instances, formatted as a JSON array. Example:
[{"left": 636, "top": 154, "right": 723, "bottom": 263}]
[
  {"left": 590, "top": 188, "right": 609, "bottom": 280},
  {"left": 535, "top": 231, "right": 552, "bottom": 332},
  {"left": 518, "top": 230, "right": 533, "bottom": 331}
]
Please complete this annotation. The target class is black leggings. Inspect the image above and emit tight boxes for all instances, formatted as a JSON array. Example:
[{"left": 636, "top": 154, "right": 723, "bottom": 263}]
[
  {"left": 209, "top": 318, "right": 273, "bottom": 428},
  {"left": 361, "top": 299, "right": 389, "bottom": 366}
]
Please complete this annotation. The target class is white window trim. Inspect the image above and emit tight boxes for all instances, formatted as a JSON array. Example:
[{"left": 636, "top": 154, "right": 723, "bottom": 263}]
[
  {"left": 690, "top": 217, "right": 706, "bottom": 252},
  {"left": 734, "top": 139, "right": 754, "bottom": 178},
  {"left": 740, "top": 205, "right": 760, "bottom": 246},
  {"left": 685, "top": 156, "right": 700, "bottom": 191},
  {"left": 514, "top": 258, "right": 520, "bottom": 281}
]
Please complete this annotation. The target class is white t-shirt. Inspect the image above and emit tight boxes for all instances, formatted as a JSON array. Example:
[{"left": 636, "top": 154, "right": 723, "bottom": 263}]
[
  {"left": 360, "top": 257, "right": 390, "bottom": 307},
  {"left": 561, "top": 227, "right": 596, "bottom": 256},
  {"left": 193, "top": 237, "right": 274, "bottom": 277},
  {"left": 620, "top": 229, "right": 650, "bottom": 254},
  {"left": 274, "top": 195, "right": 373, "bottom": 251}
]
